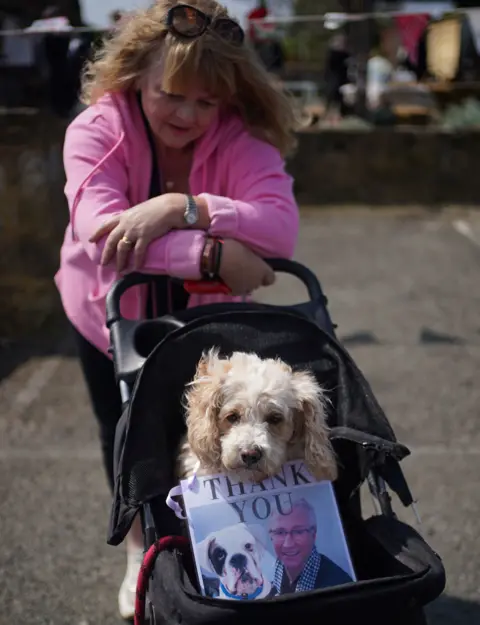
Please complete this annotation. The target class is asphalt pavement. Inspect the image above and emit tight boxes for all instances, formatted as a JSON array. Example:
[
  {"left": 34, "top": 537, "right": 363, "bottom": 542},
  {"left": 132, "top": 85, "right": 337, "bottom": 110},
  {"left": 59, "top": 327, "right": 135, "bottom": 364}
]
[{"left": 0, "top": 207, "right": 479, "bottom": 624}]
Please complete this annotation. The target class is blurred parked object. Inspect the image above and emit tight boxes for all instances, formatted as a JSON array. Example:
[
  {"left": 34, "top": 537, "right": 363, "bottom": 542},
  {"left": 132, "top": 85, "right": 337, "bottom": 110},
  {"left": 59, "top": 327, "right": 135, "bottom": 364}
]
[
  {"left": 324, "top": 32, "right": 352, "bottom": 121},
  {"left": 366, "top": 53, "right": 394, "bottom": 111},
  {"left": 0, "top": 1, "right": 87, "bottom": 113},
  {"left": 441, "top": 96, "right": 480, "bottom": 128},
  {"left": 247, "top": 0, "right": 275, "bottom": 40},
  {"left": 26, "top": 16, "right": 72, "bottom": 32},
  {"left": 0, "top": 10, "right": 37, "bottom": 108},
  {"left": 427, "top": 15, "right": 462, "bottom": 81},
  {"left": 36, "top": 7, "right": 76, "bottom": 118},
  {"left": 394, "top": 13, "right": 430, "bottom": 67},
  {"left": 247, "top": 0, "right": 286, "bottom": 74},
  {"left": 283, "top": 79, "right": 323, "bottom": 126},
  {"left": 383, "top": 82, "right": 438, "bottom": 124},
  {"left": 0, "top": 12, "right": 36, "bottom": 64}
]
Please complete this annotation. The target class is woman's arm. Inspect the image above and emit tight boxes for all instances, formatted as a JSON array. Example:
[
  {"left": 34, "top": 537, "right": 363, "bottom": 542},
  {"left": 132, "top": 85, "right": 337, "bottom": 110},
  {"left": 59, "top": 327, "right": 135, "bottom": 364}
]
[
  {"left": 64, "top": 113, "right": 205, "bottom": 279},
  {"left": 196, "top": 131, "right": 300, "bottom": 259}
]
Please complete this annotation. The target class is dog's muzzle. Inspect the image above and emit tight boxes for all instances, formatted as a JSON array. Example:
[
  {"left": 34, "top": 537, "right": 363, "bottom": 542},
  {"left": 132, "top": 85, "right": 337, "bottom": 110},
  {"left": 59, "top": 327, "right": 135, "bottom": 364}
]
[{"left": 240, "top": 447, "right": 263, "bottom": 468}]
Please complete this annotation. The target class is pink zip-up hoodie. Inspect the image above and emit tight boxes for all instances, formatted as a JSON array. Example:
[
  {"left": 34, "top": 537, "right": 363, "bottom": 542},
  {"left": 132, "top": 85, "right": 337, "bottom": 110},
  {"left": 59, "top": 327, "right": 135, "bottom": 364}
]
[{"left": 55, "top": 91, "right": 299, "bottom": 356}]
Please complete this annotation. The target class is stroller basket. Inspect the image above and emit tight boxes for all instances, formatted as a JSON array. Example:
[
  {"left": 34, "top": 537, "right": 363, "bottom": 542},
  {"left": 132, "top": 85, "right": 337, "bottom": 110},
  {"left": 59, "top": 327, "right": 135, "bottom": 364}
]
[
  {"left": 106, "top": 260, "right": 446, "bottom": 625},
  {"left": 140, "top": 518, "right": 442, "bottom": 625}
]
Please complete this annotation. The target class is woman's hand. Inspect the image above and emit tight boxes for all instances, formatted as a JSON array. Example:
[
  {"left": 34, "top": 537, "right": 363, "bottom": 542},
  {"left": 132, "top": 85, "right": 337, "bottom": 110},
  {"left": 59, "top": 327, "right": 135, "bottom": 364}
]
[
  {"left": 89, "top": 193, "right": 192, "bottom": 272},
  {"left": 219, "top": 240, "right": 275, "bottom": 296}
]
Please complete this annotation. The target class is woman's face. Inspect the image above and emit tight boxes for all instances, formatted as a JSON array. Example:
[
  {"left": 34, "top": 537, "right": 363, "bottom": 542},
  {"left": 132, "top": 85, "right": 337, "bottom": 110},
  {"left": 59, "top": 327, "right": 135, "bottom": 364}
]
[{"left": 140, "top": 65, "right": 221, "bottom": 150}]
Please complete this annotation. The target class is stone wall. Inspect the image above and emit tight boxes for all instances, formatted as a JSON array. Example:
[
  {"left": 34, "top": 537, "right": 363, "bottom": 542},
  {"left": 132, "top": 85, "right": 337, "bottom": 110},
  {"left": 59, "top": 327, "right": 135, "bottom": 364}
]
[
  {"left": 1, "top": 116, "right": 479, "bottom": 340},
  {"left": 288, "top": 128, "right": 480, "bottom": 206},
  {"left": 0, "top": 112, "right": 68, "bottom": 339}
]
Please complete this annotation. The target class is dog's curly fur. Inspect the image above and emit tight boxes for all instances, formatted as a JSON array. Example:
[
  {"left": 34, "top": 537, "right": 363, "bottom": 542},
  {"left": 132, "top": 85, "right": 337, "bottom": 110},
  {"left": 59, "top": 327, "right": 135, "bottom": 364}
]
[{"left": 176, "top": 348, "right": 338, "bottom": 483}]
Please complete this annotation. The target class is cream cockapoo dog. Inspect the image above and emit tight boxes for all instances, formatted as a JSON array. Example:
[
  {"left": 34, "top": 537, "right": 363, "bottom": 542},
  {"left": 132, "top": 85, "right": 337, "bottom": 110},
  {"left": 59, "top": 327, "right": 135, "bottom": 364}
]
[{"left": 177, "top": 348, "right": 338, "bottom": 483}]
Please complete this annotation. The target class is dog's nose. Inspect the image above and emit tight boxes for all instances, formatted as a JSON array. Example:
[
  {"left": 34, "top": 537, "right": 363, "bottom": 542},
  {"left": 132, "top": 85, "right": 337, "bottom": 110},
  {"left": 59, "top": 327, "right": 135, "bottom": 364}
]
[
  {"left": 230, "top": 553, "right": 248, "bottom": 571},
  {"left": 241, "top": 447, "right": 263, "bottom": 467}
]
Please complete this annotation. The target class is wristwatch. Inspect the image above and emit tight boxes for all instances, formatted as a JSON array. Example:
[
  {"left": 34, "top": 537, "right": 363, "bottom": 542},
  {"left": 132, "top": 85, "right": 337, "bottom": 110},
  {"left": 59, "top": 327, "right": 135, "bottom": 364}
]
[{"left": 184, "top": 194, "right": 199, "bottom": 226}]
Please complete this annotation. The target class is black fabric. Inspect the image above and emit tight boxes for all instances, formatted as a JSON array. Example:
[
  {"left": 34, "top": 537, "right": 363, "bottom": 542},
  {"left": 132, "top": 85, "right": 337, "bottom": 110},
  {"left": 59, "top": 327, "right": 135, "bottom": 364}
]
[
  {"left": 145, "top": 515, "right": 443, "bottom": 625},
  {"left": 108, "top": 308, "right": 410, "bottom": 546},
  {"left": 43, "top": 33, "right": 74, "bottom": 117},
  {"left": 458, "top": 15, "right": 480, "bottom": 81},
  {"left": 324, "top": 48, "right": 351, "bottom": 114},
  {"left": 254, "top": 39, "right": 285, "bottom": 73}
]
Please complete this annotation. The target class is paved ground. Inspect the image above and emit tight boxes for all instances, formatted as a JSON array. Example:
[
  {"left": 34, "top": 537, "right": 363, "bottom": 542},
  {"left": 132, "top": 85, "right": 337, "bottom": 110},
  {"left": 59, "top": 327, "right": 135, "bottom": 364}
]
[{"left": 1, "top": 207, "right": 479, "bottom": 624}]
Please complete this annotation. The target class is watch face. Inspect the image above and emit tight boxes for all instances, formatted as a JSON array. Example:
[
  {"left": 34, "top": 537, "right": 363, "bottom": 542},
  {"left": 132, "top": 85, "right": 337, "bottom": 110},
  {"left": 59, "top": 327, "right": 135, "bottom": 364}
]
[
  {"left": 185, "top": 211, "right": 197, "bottom": 225},
  {"left": 185, "top": 196, "right": 198, "bottom": 225}
]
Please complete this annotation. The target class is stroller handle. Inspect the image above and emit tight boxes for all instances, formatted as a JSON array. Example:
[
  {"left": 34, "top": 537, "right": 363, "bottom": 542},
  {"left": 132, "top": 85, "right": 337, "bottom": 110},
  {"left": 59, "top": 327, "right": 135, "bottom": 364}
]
[
  {"left": 105, "top": 258, "right": 324, "bottom": 325},
  {"left": 106, "top": 259, "right": 333, "bottom": 386}
]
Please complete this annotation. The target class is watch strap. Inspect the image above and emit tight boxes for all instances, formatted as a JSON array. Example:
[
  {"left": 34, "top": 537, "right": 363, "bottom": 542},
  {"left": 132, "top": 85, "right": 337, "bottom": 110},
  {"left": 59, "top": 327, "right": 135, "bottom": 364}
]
[{"left": 184, "top": 194, "right": 199, "bottom": 225}]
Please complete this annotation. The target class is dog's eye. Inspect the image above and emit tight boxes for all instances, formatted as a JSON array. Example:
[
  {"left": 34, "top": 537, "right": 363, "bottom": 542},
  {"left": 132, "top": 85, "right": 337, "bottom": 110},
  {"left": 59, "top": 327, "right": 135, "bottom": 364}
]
[
  {"left": 226, "top": 412, "right": 240, "bottom": 424},
  {"left": 266, "top": 413, "right": 283, "bottom": 425},
  {"left": 245, "top": 543, "right": 253, "bottom": 552}
]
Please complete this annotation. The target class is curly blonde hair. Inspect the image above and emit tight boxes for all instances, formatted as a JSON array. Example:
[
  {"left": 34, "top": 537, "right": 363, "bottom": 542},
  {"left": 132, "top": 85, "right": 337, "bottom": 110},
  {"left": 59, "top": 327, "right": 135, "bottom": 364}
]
[{"left": 81, "top": 0, "right": 298, "bottom": 156}]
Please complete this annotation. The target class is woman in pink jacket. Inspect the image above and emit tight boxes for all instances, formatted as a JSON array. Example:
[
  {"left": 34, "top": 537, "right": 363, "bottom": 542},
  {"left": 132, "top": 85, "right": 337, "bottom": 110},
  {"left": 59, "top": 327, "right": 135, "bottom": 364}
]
[{"left": 55, "top": 0, "right": 300, "bottom": 618}]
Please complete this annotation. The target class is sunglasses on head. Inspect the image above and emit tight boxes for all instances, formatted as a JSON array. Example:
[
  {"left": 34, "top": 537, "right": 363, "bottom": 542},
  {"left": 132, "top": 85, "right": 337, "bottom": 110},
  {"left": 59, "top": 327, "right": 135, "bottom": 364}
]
[{"left": 166, "top": 3, "right": 245, "bottom": 45}]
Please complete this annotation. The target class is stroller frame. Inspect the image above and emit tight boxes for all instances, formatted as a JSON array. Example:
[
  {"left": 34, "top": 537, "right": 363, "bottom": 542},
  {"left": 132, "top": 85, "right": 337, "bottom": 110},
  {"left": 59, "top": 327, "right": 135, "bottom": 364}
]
[{"left": 106, "top": 259, "right": 440, "bottom": 625}]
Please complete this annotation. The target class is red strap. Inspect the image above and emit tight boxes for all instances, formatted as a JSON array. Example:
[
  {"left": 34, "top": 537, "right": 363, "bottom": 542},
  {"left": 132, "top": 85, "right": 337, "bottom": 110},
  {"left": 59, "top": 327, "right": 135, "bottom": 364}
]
[
  {"left": 183, "top": 280, "right": 232, "bottom": 295},
  {"left": 134, "top": 536, "right": 189, "bottom": 625}
]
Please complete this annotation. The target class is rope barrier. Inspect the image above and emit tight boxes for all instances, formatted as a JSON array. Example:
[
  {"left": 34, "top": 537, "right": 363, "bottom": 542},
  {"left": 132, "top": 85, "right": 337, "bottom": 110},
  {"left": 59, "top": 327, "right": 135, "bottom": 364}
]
[{"left": 0, "top": 8, "right": 471, "bottom": 36}]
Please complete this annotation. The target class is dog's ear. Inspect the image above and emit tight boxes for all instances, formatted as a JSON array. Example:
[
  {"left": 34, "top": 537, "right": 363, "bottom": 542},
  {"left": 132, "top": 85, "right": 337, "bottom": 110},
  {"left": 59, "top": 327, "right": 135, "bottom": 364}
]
[
  {"left": 184, "top": 349, "right": 227, "bottom": 472},
  {"left": 292, "top": 370, "right": 338, "bottom": 482},
  {"left": 192, "top": 348, "right": 232, "bottom": 380},
  {"left": 195, "top": 347, "right": 219, "bottom": 378},
  {"left": 197, "top": 535, "right": 215, "bottom": 574}
]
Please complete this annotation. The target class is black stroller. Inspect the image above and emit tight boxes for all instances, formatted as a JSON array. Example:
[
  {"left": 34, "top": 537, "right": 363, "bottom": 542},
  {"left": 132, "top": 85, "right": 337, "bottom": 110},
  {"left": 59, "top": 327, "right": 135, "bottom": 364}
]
[{"left": 106, "top": 260, "right": 446, "bottom": 625}]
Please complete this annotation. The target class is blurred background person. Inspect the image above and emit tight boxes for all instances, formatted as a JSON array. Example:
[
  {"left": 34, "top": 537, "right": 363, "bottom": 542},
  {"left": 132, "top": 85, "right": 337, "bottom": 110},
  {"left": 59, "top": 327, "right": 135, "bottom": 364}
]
[{"left": 324, "top": 32, "right": 351, "bottom": 124}]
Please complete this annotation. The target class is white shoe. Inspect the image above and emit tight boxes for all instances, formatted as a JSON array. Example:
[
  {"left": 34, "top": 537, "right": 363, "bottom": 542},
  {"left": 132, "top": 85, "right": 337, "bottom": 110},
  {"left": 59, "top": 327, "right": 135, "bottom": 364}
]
[{"left": 118, "top": 546, "right": 144, "bottom": 620}]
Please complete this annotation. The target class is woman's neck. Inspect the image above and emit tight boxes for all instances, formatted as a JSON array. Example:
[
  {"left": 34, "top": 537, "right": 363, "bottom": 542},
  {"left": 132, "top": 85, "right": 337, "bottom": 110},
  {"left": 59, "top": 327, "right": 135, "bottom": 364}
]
[
  {"left": 155, "top": 139, "right": 195, "bottom": 194},
  {"left": 156, "top": 140, "right": 195, "bottom": 162}
]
